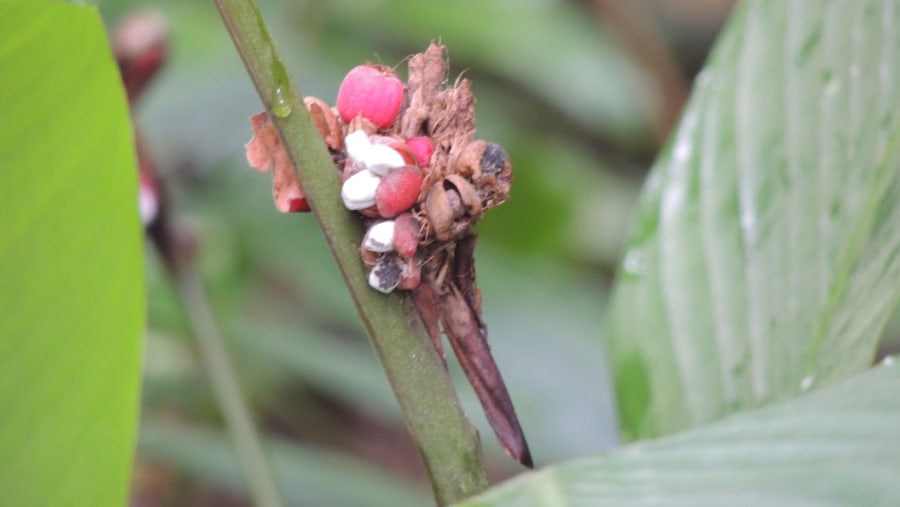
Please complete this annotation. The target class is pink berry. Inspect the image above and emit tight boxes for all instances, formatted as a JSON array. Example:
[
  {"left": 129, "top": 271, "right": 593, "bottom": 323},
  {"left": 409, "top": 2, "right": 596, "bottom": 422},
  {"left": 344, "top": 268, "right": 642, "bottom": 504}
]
[
  {"left": 375, "top": 165, "right": 423, "bottom": 218},
  {"left": 405, "top": 136, "right": 434, "bottom": 168},
  {"left": 336, "top": 65, "right": 404, "bottom": 129},
  {"left": 393, "top": 212, "right": 420, "bottom": 258}
]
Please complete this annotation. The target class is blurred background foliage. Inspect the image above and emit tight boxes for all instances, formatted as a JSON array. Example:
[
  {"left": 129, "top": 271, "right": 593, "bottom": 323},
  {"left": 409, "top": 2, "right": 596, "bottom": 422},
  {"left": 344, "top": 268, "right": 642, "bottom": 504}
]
[{"left": 90, "top": 0, "right": 900, "bottom": 505}]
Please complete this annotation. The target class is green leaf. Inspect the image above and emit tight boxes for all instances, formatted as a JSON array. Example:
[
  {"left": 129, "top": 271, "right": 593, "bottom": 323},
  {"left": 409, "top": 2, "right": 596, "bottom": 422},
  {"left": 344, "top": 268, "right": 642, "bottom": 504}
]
[
  {"left": 0, "top": 2, "right": 144, "bottom": 506},
  {"left": 459, "top": 359, "right": 900, "bottom": 507},
  {"left": 609, "top": 0, "right": 900, "bottom": 439}
]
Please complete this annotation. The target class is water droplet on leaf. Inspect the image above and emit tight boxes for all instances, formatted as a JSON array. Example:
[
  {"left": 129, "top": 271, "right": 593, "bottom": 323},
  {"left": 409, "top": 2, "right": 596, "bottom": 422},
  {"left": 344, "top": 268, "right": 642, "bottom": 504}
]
[{"left": 272, "top": 86, "right": 292, "bottom": 117}]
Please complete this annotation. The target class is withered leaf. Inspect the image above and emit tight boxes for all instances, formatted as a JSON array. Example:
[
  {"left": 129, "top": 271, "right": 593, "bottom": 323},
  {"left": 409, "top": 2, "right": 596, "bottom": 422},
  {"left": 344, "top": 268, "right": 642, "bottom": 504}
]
[{"left": 246, "top": 112, "right": 307, "bottom": 213}]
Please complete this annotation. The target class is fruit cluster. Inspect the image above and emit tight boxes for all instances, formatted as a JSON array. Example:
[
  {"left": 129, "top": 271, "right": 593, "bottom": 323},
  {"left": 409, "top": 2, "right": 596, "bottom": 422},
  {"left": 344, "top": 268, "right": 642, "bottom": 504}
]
[{"left": 247, "top": 43, "right": 513, "bottom": 294}]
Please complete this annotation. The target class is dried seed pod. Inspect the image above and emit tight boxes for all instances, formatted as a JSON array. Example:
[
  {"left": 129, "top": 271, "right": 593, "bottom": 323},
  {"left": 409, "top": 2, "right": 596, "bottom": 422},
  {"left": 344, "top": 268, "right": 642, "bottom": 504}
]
[
  {"left": 423, "top": 182, "right": 456, "bottom": 241},
  {"left": 304, "top": 96, "right": 343, "bottom": 150},
  {"left": 424, "top": 175, "right": 484, "bottom": 241},
  {"left": 444, "top": 175, "right": 483, "bottom": 216},
  {"left": 452, "top": 140, "right": 512, "bottom": 210}
]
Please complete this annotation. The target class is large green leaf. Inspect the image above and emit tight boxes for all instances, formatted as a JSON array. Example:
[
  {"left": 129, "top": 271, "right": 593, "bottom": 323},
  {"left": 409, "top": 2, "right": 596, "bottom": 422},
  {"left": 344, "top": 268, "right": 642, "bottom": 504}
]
[
  {"left": 609, "top": 0, "right": 900, "bottom": 439},
  {"left": 0, "top": 2, "right": 144, "bottom": 506},
  {"left": 459, "top": 358, "right": 900, "bottom": 507}
]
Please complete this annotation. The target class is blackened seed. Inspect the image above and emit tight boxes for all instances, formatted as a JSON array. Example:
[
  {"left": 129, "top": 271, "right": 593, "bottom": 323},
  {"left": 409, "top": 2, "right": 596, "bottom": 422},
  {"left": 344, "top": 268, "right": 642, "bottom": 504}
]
[
  {"left": 480, "top": 143, "right": 508, "bottom": 175},
  {"left": 374, "top": 254, "right": 402, "bottom": 291}
]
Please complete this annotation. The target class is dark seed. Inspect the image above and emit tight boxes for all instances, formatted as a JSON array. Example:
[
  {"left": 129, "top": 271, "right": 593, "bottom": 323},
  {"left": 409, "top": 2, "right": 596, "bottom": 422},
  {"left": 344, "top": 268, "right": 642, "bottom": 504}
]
[
  {"left": 371, "top": 253, "right": 402, "bottom": 292},
  {"left": 480, "top": 143, "right": 508, "bottom": 175}
]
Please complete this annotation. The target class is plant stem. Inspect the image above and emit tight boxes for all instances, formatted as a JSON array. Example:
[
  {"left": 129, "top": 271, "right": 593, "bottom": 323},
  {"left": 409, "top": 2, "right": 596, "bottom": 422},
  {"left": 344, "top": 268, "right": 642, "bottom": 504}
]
[
  {"left": 175, "top": 269, "right": 285, "bottom": 507},
  {"left": 214, "top": 1, "right": 490, "bottom": 503}
]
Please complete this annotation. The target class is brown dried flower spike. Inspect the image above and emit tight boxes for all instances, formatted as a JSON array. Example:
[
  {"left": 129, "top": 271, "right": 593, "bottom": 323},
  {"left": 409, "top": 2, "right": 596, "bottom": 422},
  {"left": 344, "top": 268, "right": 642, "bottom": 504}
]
[{"left": 241, "top": 42, "right": 528, "bottom": 469}]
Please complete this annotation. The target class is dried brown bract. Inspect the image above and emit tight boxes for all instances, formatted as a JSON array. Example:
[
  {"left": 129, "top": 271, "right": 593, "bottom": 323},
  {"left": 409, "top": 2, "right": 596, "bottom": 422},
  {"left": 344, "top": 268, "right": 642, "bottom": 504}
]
[{"left": 304, "top": 96, "right": 343, "bottom": 151}]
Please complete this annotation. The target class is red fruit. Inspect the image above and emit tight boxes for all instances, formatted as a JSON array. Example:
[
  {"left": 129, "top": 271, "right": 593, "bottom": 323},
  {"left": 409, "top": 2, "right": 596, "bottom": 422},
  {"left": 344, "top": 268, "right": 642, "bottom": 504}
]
[
  {"left": 405, "top": 136, "right": 434, "bottom": 168},
  {"left": 288, "top": 197, "right": 310, "bottom": 212},
  {"left": 393, "top": 212, "right": 420, "bottom": 258},
  {"left": 375, "top": 165, "right": 423, "bottom": 218},
  {"left": 336, "top": 65, "right": 404, "bottom": 129}
]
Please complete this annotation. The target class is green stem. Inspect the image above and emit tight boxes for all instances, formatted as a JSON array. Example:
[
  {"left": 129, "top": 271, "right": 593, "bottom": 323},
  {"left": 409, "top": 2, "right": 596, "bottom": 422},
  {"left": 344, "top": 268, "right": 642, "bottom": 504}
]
[
  {"left": 214, "top": 1, "right": 490, "bottom": 504},
  {"left": 174, "top": 269, "right": 285, "bottom": 507}
]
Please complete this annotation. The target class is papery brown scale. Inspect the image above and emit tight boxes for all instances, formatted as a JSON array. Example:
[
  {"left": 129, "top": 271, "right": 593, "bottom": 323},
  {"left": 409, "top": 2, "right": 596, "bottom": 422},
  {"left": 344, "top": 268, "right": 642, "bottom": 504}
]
[
  {"left": 424, "top": 183, "right": 456, "bottom": 241},
  {"left": 443, "top": 175, "right": 482, "bottom": 216},
  {"left": 401, "top": 43, "right": 447, "bottom": 139},
  {"left": 453, "top": 140, "right": 487, "bottom": 179},
  {"left": 304, "top": 96, "right": 343, "bottom": 150},
  {"left": 245, "top": 112, "right": 308, "bottom": 213}
]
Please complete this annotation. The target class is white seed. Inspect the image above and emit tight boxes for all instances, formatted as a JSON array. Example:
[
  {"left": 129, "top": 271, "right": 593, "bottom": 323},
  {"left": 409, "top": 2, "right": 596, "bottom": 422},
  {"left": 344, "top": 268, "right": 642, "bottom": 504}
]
[
  {"left": 363, "top": 220, "right": 396, "bottom": 252},
  {"left": 344, "top": 130, "right": 371, "bottom": 167},
  {"left": 343, "top": 130, "right": 405, "bottom": 175},
  {"left": 368, "top": 254, "right": 402, "bottom": 293},
  {"left": 364, "top": 144, "right": 406, "bottom": 175},
  {"left": 340, "top": 169, "right": 381, "bottom": 210}
]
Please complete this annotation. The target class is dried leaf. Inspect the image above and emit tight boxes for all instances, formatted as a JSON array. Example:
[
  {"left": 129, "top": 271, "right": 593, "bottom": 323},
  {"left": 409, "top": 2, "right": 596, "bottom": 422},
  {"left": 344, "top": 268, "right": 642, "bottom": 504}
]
[{"left": 245, "top": 112, "right": 308, "bottom": 213}]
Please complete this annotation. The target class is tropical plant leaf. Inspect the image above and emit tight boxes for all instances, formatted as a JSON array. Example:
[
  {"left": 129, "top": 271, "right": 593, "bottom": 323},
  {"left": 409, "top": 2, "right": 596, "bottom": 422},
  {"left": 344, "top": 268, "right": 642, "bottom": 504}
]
[
  {"left": 459, "top": 359, "right": 900, "bottom": 507},
  {"left": 609, "top": 0, "right": 900, "bottom": 439},
  {"left": 0, "top": 2, "right": 144, "bottom": 506}
]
